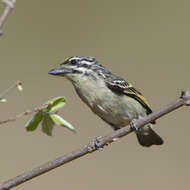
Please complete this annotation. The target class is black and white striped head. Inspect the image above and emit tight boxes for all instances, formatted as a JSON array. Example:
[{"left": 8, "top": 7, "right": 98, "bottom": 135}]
[{"left": 48, "top": 56, "right": 110, "bottom": 79}]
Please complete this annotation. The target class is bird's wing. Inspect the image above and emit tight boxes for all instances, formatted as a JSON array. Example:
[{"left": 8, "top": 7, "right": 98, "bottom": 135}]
[{"left": 105, "top": 77, "right": 153, "bottom": 116}]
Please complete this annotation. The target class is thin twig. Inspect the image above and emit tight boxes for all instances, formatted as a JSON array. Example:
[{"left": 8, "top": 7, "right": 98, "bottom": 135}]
[
  {"left": 0, "top": 0, "right": 16, "bottom": 35},
  {"left": 0, "top": 80, "right": 21, "bottom": 100},
  {"left": 0, "top": 104, "right": 50, "bottom": 125},
  {"left": 0, "top": 91, "right": 189, "bottom": 190}
]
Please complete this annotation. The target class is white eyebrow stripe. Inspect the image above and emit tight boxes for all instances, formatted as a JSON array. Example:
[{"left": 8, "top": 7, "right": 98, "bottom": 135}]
[
  {"left": 80, "top": 60, "right": 93, "bottom": 65},
  {"left": 69, "top": 56, "right": 81, "bottom": 61}
]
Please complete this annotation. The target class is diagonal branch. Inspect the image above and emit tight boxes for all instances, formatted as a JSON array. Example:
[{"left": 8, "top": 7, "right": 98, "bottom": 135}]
[
  {"left": 0, "top": 80, "right": 21, "bottom": 100},
  {"left": 0, "top": 91, "right": 189, "bottom": 190},
  {"left": 0, "top": 104, "right": 50, "bottom": 125},
  {"left": 0, "top": 0, "right": 16, "bottom": 35}
]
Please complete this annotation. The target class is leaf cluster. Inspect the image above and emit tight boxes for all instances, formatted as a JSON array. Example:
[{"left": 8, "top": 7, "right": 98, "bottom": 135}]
[{"left": 25, "top": 97, "right": 75, "bottom": 136}]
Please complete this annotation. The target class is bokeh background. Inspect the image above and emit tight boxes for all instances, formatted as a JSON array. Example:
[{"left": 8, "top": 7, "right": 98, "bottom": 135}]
[{"left": 0, "top": 0, "right": 190, "bottom": 189}]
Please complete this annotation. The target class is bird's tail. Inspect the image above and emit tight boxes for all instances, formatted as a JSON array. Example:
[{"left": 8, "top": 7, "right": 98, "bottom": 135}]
[{"left": 135, "top": 124, "right": 163, "bottom": 147}]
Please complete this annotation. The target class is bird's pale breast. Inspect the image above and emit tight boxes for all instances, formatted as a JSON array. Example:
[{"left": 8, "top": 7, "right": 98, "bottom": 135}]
[{"left": 72, "top": 75, "right": 146, "bottom": 127}]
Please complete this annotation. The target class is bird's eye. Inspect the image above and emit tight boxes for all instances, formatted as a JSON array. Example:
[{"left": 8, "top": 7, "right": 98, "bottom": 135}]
[{"left": 70, "top": 60, "right": 77, "bottom": 65}]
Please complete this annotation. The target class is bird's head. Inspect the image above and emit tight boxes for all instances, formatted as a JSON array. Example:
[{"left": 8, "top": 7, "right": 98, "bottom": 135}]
[{"left": 48, "top": 56, "right": 110, "bottom": 81}]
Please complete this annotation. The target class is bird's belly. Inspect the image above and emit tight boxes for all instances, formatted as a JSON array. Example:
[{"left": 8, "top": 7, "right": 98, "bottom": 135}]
[
  {"left": 92, "top": 93, "right": 145, "bottom": 127},
  {"left": 94, "top": 104, "right": 131, "bottom": 127},
  {"left": 74, "top": 80, "right": 146, "bottom": 127}
]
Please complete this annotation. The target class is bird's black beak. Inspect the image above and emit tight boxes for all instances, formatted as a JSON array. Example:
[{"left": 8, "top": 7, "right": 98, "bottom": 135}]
[{"left": 48, "top": 66, "right": 72, "bottom": 76}]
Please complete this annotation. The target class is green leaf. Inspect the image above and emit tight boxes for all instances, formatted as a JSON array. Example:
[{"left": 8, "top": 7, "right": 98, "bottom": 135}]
[
  {"left": 43, "top": 96, "right": 66, "bottom": 113},
  {"left": 25, "top": 112, "right": 43, "bottom": 131},
  {"left": 0, "top": 98, "right": 6, "bottom": 103},
  {"left": 42, "top": 114, "right": 55, "bottom": 136},
  {"left": 50, "top": 114, "right": 76, "bottom": 133},
  {"left": 17, "top": 84, "right": 23, "bottom": 91}
]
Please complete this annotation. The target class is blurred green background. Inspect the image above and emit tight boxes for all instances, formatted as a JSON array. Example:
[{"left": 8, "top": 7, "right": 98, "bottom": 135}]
[{"left": 0, "top": 0, "right": 190, "bottom": 189}]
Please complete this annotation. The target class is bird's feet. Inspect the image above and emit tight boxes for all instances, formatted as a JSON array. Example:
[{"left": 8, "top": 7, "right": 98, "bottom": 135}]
[
  {"left": 87, "top": 136, "right": 103, "bottom": 152},
  {"left": 130, "top": 119, "right": 139, "bottom": 131}
]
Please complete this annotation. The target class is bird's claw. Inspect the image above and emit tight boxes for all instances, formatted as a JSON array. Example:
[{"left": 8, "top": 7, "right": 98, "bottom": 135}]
[
  {"left": 87, "top": 136, "right": 103, "bottom": 152},
  {"left": 130, "top": 119, "right": 139, "bottom": 131}
]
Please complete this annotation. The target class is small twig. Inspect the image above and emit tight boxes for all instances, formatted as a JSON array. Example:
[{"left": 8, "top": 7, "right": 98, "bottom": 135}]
[
  {"left": 0, "top": 0, "right": 16, "bottom": 35},
  {"left": 0, "top": 80, "right": 22, "bottom": 100},
  {"left": 0, "top": 91, "right": 189, "bottom": 190},
  {"left": 0, "top": 104, "right": 50, "bottom": 125}
]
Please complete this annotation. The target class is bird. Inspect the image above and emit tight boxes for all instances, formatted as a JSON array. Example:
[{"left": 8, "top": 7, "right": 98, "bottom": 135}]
[{"left": 48, "top": 56, "right": 163, "bottom": 147}]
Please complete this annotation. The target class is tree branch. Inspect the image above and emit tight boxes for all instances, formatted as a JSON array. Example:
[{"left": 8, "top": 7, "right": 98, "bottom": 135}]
[
  {"left": 0, "top": 104, "right": 50, "bottom": 125},
  {"left": 0, "top": 91, "right": 189, "bottom": 190},
  {"left": 0, "top": 0, "right": 16, "bottom": 35},
  {"left": 0, "top": 80, "right": 21, "bottom": 100}
]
